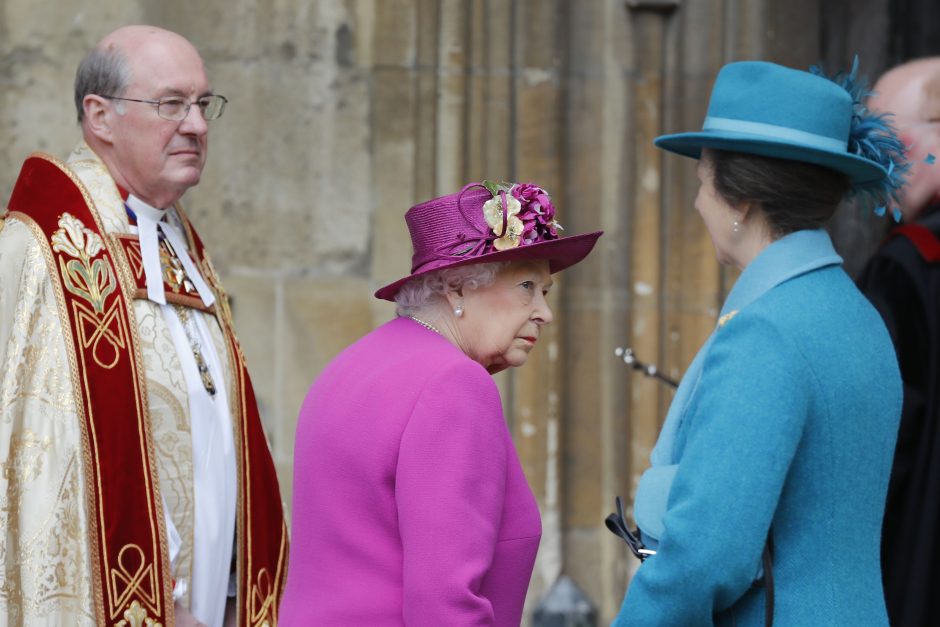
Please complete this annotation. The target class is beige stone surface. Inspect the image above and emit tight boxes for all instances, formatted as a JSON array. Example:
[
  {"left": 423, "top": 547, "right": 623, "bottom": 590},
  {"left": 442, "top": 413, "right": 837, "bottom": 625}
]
[
  {"left": 225, "top": 276, "right": 278, "bottom": 431},
  {"left": 281, "top": 275, "right": 376, "bottom": 440}
]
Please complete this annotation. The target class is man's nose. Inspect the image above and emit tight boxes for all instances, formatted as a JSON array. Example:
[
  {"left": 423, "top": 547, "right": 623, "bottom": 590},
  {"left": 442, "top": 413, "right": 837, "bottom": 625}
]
[{"left": 179, "top": 103, "right": 208, "bottom": 134}]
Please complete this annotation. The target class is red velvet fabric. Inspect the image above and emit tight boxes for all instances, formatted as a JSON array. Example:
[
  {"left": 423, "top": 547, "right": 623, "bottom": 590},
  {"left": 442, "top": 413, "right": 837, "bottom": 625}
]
[{"left": 892, "top": 223, "right": 940, "bottom": 263}]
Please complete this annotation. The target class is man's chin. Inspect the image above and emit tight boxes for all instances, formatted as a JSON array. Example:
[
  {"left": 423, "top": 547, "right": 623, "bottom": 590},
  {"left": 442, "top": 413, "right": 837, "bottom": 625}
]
[{"left": 171, "top": 168, "right": 204, "bottom": 189}]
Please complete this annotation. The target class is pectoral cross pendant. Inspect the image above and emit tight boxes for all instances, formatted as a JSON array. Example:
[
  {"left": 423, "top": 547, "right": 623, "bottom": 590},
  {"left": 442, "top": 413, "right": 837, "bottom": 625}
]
[{"left": 192, "top": 348, "right": 217, "bottom": 396}]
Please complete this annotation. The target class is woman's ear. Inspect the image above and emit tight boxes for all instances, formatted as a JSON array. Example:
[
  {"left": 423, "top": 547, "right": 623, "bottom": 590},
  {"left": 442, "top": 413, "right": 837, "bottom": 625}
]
[
  {"left": 443, "top": 289, "right": 463, "bottom": 313},
  {"left": 82, "top": 95, "right": 115, "bottom": 143},
  {"left": 736, "top": 201, "right": 756, "bottom": 224}
]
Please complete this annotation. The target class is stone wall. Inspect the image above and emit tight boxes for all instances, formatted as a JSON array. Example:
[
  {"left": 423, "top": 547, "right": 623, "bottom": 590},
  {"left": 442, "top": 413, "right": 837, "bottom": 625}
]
[{"left": 0, "top": 1, "right": 895, "bottom": 624}]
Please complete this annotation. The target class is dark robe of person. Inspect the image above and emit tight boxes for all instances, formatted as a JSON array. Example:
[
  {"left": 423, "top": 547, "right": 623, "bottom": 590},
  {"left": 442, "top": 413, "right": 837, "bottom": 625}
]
[{"left": 857, "top": 205, "right": 940, "bottom": 627}]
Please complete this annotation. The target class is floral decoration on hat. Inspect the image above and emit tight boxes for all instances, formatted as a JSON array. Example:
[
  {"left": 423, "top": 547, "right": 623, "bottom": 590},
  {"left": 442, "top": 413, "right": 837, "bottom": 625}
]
[
  {"left": 479, "top": 180, "right": 563, "bottom": 251},
  {"left": 373, "top": 179, "right": 602, "bottom": 301}
]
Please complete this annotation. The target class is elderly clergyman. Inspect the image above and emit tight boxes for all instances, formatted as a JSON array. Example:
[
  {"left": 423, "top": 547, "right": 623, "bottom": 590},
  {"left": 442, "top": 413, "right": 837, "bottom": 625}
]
[{"left": 0, "top": 26, "right": 286, "bottom": 627}]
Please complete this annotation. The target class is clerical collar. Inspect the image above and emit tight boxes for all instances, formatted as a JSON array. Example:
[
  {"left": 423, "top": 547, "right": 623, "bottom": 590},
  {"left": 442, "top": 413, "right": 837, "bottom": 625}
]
[
  {"left": 125, "top": 194, "right": 168, "bottom": 224},
  {"left": 124, "top": 193, "right": 216, "bottom": 309}
]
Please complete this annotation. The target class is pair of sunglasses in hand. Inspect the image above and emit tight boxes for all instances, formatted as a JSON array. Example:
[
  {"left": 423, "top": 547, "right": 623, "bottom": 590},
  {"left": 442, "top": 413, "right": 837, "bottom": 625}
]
[{"left": 605, "top": 496, "right": 656, "bottom": 561}]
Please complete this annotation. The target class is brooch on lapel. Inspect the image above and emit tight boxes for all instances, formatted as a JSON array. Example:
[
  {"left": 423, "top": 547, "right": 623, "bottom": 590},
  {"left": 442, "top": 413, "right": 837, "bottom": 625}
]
[{"left": 718, "top": 310, "right": 739, "bottom": 328}]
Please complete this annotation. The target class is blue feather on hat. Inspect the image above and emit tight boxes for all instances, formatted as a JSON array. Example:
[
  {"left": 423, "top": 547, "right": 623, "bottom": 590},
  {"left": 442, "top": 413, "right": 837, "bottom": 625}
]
[{"left": 811, "top": 56, "right": 911, "bottom": 220}]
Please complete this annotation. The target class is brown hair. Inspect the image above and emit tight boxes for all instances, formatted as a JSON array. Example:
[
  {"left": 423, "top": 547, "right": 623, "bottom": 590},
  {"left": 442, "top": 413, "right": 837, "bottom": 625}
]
[{"left": 706, "top": 149, "right": 851, "bottom": 237}]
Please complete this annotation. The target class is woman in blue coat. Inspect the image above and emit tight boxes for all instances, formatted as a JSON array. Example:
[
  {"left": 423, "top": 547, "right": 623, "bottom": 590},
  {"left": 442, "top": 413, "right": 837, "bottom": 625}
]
[{"left": 613, "top": 61, "right": 907, "bottom": 626}]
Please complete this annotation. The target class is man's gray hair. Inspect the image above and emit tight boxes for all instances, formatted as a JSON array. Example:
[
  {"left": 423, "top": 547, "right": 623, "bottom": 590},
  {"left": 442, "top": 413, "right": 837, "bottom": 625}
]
[
  {"left": 394, "top": 262, "right": 507, "bottom": 317},
  {"left": 74, "top": 45, "right": 131, "bottom": 123}
]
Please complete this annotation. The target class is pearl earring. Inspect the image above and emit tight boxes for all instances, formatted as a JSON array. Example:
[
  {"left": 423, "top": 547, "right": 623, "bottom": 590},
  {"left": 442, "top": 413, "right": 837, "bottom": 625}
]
[
  {"left": 733, "top": 220, "right": 741, "bottom": 233},
  {"left": 454, "top": 305, "right": 464, "bottom": 317}
]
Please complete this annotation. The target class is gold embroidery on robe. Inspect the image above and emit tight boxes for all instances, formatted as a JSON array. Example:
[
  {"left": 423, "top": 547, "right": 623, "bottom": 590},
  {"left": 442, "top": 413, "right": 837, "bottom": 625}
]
[
  {"left": 1, "top": 217, "right": 97, "bottom": 625},
  {"left": 114, "top": 599, "right": 163, "bottom": 627}
]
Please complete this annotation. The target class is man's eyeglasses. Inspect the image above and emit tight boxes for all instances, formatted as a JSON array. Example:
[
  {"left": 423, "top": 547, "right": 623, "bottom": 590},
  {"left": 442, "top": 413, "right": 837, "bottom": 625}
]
[{"left": 101, "top": 94, "right": 228, "bottom": 121}]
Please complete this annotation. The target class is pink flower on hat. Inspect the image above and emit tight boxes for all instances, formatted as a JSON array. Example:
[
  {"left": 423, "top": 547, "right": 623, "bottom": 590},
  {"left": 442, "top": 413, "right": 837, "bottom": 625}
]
[
  {"left": 481, "top": 181, "right": 563, "bottom": 251},
  {"left": 511, "top": 183, "right": 561, "bottom": 243}
]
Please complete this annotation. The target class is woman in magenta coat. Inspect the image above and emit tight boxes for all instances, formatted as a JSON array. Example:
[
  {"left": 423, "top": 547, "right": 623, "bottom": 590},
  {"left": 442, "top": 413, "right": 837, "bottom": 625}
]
[{"left": 278, "top": 182, "right": 601, "bottom": 626}]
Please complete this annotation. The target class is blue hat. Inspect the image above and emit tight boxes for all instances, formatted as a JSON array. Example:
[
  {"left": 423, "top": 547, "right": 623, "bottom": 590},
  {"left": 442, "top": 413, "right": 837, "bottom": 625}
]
[{"left": 655, "top": 61, "right": 893, "bottom": 185}]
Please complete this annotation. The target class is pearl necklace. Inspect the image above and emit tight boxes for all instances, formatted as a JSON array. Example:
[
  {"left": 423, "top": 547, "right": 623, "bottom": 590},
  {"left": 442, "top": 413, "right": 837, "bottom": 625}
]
[{"left": 408, "top": 315, "right": 442, "bottom": 335}]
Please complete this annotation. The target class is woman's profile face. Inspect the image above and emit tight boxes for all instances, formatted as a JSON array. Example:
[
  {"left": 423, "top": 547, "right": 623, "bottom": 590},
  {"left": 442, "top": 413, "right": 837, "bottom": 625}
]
[
  {"left": 695, "top": 151, "right": 740, "bottom": 266},
  {"left": 456, "top": 259, "right": 554, "bottom": 374}
]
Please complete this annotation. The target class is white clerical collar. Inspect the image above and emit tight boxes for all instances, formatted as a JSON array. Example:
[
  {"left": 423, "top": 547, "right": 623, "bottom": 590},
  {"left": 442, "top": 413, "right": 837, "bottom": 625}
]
[
  {"left": 126, "top": 194, "right": 215, "bottom": 308},
  {"left": 126, "top": 194, "right": 169, "bottom": 224}
]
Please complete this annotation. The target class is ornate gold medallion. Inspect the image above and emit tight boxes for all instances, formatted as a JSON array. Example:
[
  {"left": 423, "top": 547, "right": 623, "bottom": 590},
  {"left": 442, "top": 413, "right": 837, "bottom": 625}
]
[{"left": 159, "top": 238, "right": 197, "bottom": 295}]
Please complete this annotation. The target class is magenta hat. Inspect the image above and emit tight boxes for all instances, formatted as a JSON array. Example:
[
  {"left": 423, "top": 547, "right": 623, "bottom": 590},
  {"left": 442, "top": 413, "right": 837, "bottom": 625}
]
[{"left": 375, "top": 181, "right": 603, "bottom": 301}]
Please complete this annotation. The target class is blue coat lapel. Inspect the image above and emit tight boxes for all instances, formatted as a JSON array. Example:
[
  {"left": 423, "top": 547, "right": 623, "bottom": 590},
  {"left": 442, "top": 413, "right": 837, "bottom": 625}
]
[{"left": 650, "top": 229, "right": 842, "bottom": 467}]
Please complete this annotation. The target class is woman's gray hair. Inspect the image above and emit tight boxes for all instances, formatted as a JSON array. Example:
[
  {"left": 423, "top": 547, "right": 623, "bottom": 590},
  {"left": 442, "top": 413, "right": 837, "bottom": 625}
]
[
  {"left": 395, "top": 262, "right": 507, "bottom": 317},
  {"left": 74, "top": 45, "right": 131, "bottom": 123}
]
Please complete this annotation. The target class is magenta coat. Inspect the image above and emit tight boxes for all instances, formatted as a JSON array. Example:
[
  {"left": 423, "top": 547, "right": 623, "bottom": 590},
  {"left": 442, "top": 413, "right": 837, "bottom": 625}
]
[{"left": 279, "top": 316, "right": 542, "bottom": 626}]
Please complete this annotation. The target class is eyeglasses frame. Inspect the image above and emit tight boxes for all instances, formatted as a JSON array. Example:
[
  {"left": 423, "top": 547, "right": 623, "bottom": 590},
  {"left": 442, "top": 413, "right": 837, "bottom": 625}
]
[{"left": 100, "top": 94, "right": 228, "bottom": 121}]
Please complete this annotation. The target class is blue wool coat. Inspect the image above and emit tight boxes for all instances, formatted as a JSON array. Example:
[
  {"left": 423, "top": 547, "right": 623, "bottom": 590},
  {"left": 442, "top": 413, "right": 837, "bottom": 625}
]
[{"left": 614, "top": 230, "right": 902, "bottom": 626}]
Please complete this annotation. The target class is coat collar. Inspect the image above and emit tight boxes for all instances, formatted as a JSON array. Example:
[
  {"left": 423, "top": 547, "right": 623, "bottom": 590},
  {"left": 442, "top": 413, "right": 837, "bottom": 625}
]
[
  {"left": 650, "top": 229, "right": 842, "bottom": 466},
  {"left": 720, "top": 229, "right": 842, "bottom": 319}
]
